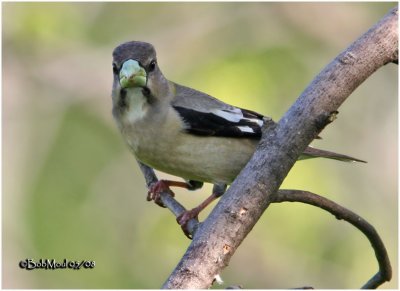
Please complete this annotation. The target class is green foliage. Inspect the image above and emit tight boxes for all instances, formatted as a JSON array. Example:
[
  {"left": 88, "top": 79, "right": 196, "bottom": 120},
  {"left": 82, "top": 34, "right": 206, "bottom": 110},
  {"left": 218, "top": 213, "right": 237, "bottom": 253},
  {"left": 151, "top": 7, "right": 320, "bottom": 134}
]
[{"left": 26, "top": 105, "right": 126, "bottom": 287}]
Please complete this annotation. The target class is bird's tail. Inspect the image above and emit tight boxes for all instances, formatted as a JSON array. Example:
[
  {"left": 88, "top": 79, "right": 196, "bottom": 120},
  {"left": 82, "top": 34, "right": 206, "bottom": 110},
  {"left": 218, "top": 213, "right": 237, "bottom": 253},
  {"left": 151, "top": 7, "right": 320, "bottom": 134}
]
[{"left": 301, "top": 146, "right": 366, "bottom": 163}]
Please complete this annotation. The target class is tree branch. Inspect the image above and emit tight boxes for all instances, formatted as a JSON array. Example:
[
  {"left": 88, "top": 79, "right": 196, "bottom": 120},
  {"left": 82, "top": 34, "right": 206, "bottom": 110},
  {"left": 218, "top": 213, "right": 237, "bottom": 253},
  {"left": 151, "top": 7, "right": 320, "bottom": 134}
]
[
  {"left": 161, "top": 7, "right": 397, "bottom": 289},
  {"left": 271, "top": 190, "right": 392, "bottom": 289},
  {"left": 138, "top": 159, "right": 392, "bottom": 289},
  {"left": 138, "top": 160, "right": 392, "bottom": 289}
]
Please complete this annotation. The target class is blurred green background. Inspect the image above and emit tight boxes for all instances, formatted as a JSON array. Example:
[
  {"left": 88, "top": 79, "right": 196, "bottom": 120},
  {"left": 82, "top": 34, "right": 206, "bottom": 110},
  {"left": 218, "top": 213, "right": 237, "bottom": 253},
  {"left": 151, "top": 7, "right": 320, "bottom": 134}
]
[{"left": 2, "top": 2, "right": 397, "bottom": 289}]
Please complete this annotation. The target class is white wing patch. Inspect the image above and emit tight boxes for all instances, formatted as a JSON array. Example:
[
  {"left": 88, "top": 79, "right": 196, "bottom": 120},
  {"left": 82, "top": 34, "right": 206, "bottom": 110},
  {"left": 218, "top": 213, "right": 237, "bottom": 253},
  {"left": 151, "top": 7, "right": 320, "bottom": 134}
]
[
  {"left": 212, "top": 109, "right": 263, "bottom": 127},
  {"left": 212, "top": 108, "right": 242, "bottom": 122},
  {"left": 250, "top": 117, "right": 264, "bottom": 127},
  {"left": 237, "top": 126, "right": 255, "bottom": 133}
]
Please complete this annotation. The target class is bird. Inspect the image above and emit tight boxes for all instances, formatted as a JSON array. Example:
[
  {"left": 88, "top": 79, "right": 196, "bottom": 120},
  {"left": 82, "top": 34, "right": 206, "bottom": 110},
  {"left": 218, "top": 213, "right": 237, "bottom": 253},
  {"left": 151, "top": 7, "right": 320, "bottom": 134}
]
[{"left": 111, "top": 41, "right": 365, "bottom": 237}]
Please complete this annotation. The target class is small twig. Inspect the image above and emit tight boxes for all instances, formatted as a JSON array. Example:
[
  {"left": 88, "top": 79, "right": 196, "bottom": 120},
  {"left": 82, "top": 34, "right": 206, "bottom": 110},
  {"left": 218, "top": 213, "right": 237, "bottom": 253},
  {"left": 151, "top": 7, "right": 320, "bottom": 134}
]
[
  {"left": 271, "top": 190, "right": 392, "bottom": 289},
  {"left": 137, "top": 161, "right": 200, "bottom": 236}
]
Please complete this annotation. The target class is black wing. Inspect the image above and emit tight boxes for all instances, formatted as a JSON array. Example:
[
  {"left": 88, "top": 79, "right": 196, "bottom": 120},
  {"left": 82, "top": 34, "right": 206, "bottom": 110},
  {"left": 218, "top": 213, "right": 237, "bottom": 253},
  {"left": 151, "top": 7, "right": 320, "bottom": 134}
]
[{"left": 173, "top": 106, "right": 265, "bottom": 139}]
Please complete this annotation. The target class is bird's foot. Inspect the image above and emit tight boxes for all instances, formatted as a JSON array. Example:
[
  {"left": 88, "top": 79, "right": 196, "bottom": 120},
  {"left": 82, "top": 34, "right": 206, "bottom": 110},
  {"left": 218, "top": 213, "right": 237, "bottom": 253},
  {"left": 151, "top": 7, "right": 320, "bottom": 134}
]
[
  {"left": 177, "top": 207, "right": 200, "bottom": 238},
  {"left": 147, "top": 180, "right": 175, "bottom": 208}
]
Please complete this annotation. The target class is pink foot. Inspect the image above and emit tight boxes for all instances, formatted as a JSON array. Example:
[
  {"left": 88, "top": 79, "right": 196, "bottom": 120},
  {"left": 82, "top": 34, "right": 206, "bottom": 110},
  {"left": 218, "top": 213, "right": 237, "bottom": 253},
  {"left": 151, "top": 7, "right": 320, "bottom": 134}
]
[
  {"left": 177, "top": 208, "right": 200, "bottom": 238},
  {"left": 147, "top": 180, "right": 175, "bottom": 208}
]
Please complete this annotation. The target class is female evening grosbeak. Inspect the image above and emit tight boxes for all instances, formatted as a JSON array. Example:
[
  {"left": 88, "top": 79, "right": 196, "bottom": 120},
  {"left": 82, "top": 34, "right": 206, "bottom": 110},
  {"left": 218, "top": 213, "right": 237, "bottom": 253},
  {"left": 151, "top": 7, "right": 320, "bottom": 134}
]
[{"left": 111, "top": 41, "right": 364, "bottom": 235}]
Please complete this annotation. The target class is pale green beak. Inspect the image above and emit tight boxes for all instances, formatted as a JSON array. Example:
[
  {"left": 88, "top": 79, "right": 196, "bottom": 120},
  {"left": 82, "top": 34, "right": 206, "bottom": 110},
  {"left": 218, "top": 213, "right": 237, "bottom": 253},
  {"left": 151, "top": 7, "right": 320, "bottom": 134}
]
[{"left": 119, "top": 59, "right": 147, "bottom": 88}]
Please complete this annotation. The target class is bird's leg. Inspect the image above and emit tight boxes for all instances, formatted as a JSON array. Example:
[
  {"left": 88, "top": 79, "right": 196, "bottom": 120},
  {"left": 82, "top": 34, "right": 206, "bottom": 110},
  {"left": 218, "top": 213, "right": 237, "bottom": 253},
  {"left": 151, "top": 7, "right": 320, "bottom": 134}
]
[
  {"left": 177, "top": 183, "right": 227, "bottom": 237},
  {"left": 147, "top": 180, "right": 203, "bottom": 208}
]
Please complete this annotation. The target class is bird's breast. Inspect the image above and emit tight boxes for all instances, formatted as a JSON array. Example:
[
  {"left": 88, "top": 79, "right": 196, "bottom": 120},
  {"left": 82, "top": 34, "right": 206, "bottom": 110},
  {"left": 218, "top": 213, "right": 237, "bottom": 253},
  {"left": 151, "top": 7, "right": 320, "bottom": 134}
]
[
  {"left": 117, "top": 105, "right": 259, "bottom": 184},
  {"left": 134, "top": 131, "right": 258, "bottom": 184}
]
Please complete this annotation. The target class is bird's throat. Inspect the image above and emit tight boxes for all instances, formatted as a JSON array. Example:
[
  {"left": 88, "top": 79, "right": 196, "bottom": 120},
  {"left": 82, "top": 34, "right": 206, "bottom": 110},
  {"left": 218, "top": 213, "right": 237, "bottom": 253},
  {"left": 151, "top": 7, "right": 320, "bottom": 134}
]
[{"left": 121, "top": 87, "right": 149, "bottom": 123}]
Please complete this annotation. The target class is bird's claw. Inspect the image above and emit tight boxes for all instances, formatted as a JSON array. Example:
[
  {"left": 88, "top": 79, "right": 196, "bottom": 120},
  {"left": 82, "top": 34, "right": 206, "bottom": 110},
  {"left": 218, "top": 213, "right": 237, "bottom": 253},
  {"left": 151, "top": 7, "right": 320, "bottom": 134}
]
[
  {"left": 147, "top": 180, "right": 175, "bottom": 208},
  {"left": 177, "top": 208, "right": 200, "bottom": 239}
]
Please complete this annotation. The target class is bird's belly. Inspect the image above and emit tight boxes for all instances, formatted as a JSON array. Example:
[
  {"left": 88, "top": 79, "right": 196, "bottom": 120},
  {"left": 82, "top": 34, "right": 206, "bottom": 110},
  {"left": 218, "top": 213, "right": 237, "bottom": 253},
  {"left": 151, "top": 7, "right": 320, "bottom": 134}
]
[{"left": 134, "top": 131, "right": 258, "bottom": 184}]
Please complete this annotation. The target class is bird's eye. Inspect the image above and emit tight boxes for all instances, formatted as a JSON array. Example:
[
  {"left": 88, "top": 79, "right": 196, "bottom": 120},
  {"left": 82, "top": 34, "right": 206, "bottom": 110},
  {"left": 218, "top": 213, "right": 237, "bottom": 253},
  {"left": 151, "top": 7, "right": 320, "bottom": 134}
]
[
  {"left": 148, "top": 60, "right": 156, "bottom": 72},
  {"left": 112, "top": 63, "right": 118, "bottom": 74}
]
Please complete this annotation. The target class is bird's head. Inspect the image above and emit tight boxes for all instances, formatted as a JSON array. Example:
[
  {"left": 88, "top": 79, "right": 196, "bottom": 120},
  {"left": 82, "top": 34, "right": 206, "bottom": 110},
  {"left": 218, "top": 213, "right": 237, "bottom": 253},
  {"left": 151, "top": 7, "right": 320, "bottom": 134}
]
[{"left": 112, "top": 41, "right": 169, "bottom": 111}]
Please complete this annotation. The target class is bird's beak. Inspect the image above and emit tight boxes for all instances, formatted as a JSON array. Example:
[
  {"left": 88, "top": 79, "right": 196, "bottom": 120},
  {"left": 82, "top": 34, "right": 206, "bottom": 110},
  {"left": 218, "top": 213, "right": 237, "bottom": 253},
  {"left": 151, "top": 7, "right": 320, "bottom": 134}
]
[{"left": 119, "top": 59, "right": 147, "bottom": 89}]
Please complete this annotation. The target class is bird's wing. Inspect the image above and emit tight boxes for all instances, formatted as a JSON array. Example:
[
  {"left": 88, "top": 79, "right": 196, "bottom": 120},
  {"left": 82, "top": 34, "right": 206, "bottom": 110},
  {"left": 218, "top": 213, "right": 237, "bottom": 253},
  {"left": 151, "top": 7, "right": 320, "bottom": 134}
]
[{"left": 171, "top": 84, "right": 266, "bottom": 139}]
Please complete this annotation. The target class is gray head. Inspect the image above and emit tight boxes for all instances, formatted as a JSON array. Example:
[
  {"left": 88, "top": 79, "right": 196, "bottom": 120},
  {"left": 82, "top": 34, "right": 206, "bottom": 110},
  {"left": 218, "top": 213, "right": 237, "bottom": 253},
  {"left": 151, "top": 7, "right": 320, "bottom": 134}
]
[
  {"left": 113, "top": 41, "right": 157, "bottom": 71},
  {"left": 112, "top": 41, "right": 170, "bottom": 114}
]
